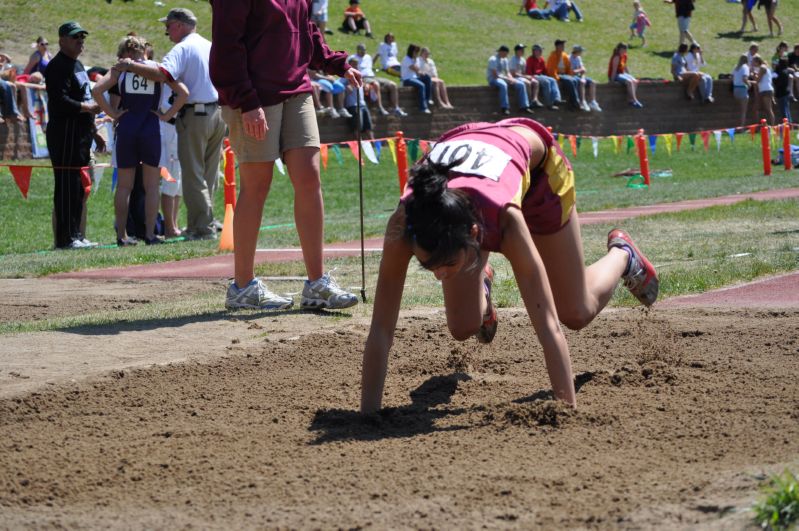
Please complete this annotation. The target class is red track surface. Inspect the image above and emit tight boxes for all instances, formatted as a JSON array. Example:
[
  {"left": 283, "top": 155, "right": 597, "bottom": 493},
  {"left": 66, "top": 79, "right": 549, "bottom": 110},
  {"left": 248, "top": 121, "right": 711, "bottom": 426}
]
[{"left": 53, "top": 188, "right": 799, "bottom": 309}]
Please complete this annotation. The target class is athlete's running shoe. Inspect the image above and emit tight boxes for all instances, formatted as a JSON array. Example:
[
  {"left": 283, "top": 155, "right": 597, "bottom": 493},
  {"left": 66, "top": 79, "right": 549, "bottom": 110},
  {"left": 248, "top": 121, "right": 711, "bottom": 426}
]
[
  {"left": 301, "top": 272, "right": 358, "bottom": 310},
  {"left": 225, "top": 278, "right": 294, "bottom": 310},
  {"left": 475, "top": 264, "right": 498, "bottom": 344},
  {"left": 607, "top": 229, "right": 659, "bottom": 306}
]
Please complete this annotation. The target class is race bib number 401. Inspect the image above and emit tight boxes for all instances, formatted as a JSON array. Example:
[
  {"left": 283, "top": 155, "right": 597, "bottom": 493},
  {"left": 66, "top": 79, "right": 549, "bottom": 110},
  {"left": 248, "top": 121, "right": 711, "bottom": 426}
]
[
  {"left": 124, "top": 73, "right": 155, "bottom": 95},
  {"left": 427, "top": 140, "right": 511, "bottom": 182}
]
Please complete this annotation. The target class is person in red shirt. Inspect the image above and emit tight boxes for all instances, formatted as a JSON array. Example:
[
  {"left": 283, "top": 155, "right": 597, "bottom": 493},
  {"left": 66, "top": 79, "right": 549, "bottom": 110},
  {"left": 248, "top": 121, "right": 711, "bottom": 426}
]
[
  {"left": 524, "top": 44, "right": 562, "bottom": 108},
  {"left": 608, "top": 42, "right": 643, "bottom": 108},
  {"left": 210, "top": 0, "right": 363, "bottom": 311}
]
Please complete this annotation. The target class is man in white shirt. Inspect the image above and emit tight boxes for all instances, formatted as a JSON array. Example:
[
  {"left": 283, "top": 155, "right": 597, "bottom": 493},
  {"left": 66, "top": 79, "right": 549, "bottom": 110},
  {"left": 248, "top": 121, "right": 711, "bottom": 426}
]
[
  {"left": 115, "top": 8, "right": 226, "bottom": 240},
  {"left": 487, "top": 45, "right": 533, "bottom": 115},
  {"left": 353, "top": 43, "right": 406, "bottom": 117}
]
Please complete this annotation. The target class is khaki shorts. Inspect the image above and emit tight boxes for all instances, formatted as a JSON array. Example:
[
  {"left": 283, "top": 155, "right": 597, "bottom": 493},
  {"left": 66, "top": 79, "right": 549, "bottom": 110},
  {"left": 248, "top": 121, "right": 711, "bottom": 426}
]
[{"left": 221, "top": 93, "right": 319, "bottom": 163}]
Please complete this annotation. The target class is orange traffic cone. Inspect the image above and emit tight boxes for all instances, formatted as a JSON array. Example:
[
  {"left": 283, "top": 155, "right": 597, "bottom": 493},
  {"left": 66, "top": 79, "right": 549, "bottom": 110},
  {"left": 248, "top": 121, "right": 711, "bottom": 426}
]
[{"left": 218, "top": 203, "right": 234, "bottom": 251}]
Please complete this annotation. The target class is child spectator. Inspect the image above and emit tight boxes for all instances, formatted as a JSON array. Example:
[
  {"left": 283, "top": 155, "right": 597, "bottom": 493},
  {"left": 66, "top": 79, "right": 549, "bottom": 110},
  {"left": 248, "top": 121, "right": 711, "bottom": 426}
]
[
  {"left": 419, "top": 47, "right": 454, "bottom": 109},
  {"left": 546, "top": 39, "right": 581, "bottom": 109},
  {"left": 608, "top": 42, "right": 643, "bottom": 108},
  {"left": 345, "top": 58, "right": 374, "bottom": 140},
  {"left": 570, "top": 45, "right": 601, "bottom": 111},
  {"left": 93, "top": 35, "right": 188, "bottom": 246},
  {"left": 309, "top": 69, "right": 353, "bottom": 118},
  {"left": 774, "top": 57, "right": 794, "bottom": 123},
  {"left": 671, "top": 44, "right": 701, "bottom": 100},
  {"left": 772, "top": 42, "right": 789, "bottom": 68},
  {"left": 342, "top": 0, "right": 373, "bottom": 38},
  {"left": 525, "top": 44, "right": 563, "bottom": 109},
  {"left": 401, "top": 44, "right": 433, "bottom": 114},
  {"left": 519, "top": 0, "right": 552, "bottom": 19},
  {"left": 629, "top": 1, "right": 651, "bottom": 47},
  {"left": 375, "top": 33, "right": 401, "bottom": 77},
  {"left": 752, "top": 55, "right": 775, "bottom": 124},
  {"left": 352, "top": 43, "right": 407, "bottom": 116},
  {"left": 732, "top": 54, "right": 752, "bottom": 126},
  {"left": 509, "top": 44, "right": 544, "bottom": 109},
  {"left": 685, "top": 43, "right": 714, "bottom": 103},
  {"left": 23, "top": 36, "right": 52, "bottom": 75},
  {"left": 487, "top": 45, "right": 533, "bottom": 115},
  {"left": 311, "top": 0, "right": 334, "bottom": 37}
]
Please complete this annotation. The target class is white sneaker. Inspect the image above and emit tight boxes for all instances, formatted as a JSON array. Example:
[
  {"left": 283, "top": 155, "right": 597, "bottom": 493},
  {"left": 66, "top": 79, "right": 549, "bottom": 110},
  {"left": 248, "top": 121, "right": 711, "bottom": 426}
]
[
  {"left": 393, "top": 107, "right": 408, "bottom": 117},
  {"left": 316, "top": 106, "right": 329, "bottom": 117},
  {"left": 338, "top": 108, "right": 353, "bottom": 118},
  {"left": 580, "top": 101, "right": 591, "bottom": 112},
  {"left": 378, "top": 107, "right": 390, "bottom": 116},
  {"left": 301, "top": 272, "right": 358, "bottom": 310},
  {"left": 80, "top": 238, "right": 99, "bottom": 248},
  {"left": 327, "top": 108, "right": 340, "bottom": 119},
  {"left": 589, "top": 100, "right": 603, "bottom": 112},
  {"left": 65, "top": 239, "right": 93, "bottom": 249},
  {"left": 225, "top": 278, "right": 294, "bottom": 310}
]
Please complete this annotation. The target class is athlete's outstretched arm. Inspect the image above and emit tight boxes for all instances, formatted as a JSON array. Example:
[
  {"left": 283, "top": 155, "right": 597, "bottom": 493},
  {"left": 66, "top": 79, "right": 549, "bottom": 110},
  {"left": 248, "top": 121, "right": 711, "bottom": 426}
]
[
  {"left": 361, "top": 208, "right": 414, "bottom": 413},
  {"left": 500, "top": 207, "right": 576, "bottom": 406}
]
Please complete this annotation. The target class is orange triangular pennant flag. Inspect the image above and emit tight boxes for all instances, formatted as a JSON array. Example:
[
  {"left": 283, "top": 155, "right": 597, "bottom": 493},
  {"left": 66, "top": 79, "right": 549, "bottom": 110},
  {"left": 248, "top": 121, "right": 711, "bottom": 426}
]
[
  {"left": 675, "top": 133, "right": 684, "bottom": 151},
  {"left": 700, "top": 131, "right": 710, "bottom": 151},
  {"left": 419, "top": 139, "right": 429, "bottom": 153},
  {"left": 749, "top": 124, "right": 757, "bottom": 141},
  {"left": 320, "top": 144, "right": 329, "bottom": 170},
  {"left": 568, "top": 135, "right": 577, "bottom": 157},
  {"left": 9, "top": 165, "right": 32, "bottom": 199},
  {"left": 345, "top": 141, "right": 362, "bottom": 164},
  {"left": 160, "top": 166, "right": 176, "bottom": 183},
  {"left": 80, "top": 167, "right": 92, "bottom": 198}
]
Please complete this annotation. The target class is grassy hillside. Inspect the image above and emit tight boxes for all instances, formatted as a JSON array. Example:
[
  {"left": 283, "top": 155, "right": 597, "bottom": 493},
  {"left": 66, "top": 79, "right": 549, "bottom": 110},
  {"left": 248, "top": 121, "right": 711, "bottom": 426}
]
[{"left": 0, "top": 0, "right": 796, "bottom": 85}]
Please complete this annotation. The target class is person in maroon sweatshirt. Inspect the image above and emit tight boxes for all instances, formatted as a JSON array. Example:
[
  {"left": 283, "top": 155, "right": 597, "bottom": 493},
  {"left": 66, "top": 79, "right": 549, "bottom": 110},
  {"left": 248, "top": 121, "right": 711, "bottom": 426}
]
[{"left": 210, "top": 0, "right": 363, "bottom": 312}]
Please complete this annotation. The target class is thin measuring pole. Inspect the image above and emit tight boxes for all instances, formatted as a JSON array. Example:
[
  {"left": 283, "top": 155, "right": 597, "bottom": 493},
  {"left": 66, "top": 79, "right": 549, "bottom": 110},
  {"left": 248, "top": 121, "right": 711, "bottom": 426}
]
[{"left": 356, "top": 90, "right": 367, "bottom": 303}]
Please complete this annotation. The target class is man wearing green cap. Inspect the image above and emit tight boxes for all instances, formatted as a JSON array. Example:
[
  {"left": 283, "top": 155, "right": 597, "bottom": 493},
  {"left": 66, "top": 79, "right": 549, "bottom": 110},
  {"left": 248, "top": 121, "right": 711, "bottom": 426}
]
[{"left": 45, "top": 21, "right": 103, "bottom": 249}]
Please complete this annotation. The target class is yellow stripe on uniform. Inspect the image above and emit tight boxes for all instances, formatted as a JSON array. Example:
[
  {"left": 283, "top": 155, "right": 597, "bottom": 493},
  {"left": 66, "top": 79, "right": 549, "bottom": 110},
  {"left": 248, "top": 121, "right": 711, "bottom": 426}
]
[
  {"left": 542, "top": 146, "right": 576, "bottom": 226},
  {"left": 511, "top": 166, "right": 532, "bottom": 208}
]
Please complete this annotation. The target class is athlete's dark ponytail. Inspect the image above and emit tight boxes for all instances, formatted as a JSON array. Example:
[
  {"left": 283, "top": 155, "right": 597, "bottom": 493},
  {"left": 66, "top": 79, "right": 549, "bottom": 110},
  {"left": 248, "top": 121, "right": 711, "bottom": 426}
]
[{"left": 404, "top": 157, "right": 482, "bottom": 270}]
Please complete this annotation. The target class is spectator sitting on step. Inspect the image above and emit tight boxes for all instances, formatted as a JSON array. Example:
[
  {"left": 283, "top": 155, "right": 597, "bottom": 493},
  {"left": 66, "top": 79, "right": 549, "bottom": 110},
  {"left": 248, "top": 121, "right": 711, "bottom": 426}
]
[
  {"left": 0, "top": 52, "right": 23, "bottom": 122},
  {"left": 569, "top": 44, "right": 601, "bottom": 111},
  {"left": 771, "top": 41, "right": 789, "bottom": 69},
  {"left": 608, "top": 42, "right": 643, "bottom": 108},
  {"left": 545, "top": 39, "right": 581, "bottom": 109},
  {"left": 419, "top": 47, "right": 454, "bottom": 109},
  {"left": 24, "top": 36, "right": 53, "bottom": 75},
  {"left": 685, "top": 43, "right": 714, "bottom": 103},
  {"left": 788, "top": 44, "right": 799, "bottom": 101},
  {"left": 518, "top": 0, "right": 553, "bottom": 19},
  {"left": 353, "top": 43, "right": 407, "bottom": 116},
  {"left": 309, "top": 68, "right": 352, "bottom": 119},
  {"left": 375, "top": 33, "right": 401, "bottom": 77},
  {"left": 671, "top": 44, "right": 701, "bottom": 100},
  {"left": 342, "top": 0, "right": 373, "bottom": 38},
  {"left": 525, "top": 43, "right": 563, "bottom": 109},
  {"left": 487, "top": 44, "right": 534, "bottom": 116},
  {"left": 401, "top": 44, "right": 433, "bottom": 114},
  {"left": 509, "top": 43, "right": 544, "bottom": 110},
  {"left": 731, "top": 54, "right": 752, "bottom": 127}
]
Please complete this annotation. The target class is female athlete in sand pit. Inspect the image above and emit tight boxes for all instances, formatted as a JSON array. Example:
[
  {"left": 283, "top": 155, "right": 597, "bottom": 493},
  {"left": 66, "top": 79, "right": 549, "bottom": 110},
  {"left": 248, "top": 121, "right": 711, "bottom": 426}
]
[{"left": 360, "top": 118, "right": 658, "bottom": 413}]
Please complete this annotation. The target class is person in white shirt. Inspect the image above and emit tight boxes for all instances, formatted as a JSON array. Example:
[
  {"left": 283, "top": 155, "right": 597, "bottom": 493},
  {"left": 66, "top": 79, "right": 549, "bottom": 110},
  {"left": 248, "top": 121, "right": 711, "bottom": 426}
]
[
  {"left": 400, "top": 44, "right": 432, "bottom": 113},
  {"left": 686, "top": 43, "right": 714, "bottom": 103},
  {"left": 569, "top": 45, "right": 601, "bottom": 112},
  {"left": 354, "top": 43, "right": 407, "bottom": 117},
  {"left": 311, "top": 0, "right": 333, "bottom": 37},
  {"left": 375, "top": 33, "right": 401, "bottom": 77},
  {"left": 418, "top": 47, "right": 454, "bottom": 109},
  {"left": 752, "top": 55, "right": 775, "bottom": 124},
  {"left": 487, "top": 45, "right": 533, "bottom": 115}
]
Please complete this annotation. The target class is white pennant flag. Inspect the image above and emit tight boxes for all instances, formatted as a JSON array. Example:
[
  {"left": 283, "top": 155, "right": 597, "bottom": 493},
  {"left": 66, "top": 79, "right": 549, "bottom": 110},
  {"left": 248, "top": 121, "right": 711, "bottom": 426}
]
[
  {"left": 591, "top": 137, "right": 598, "bottom": 158},
  {"left": 275, "top": 157, "right": 286, "bottom": 175},
  {"left": 92, "top": 166, "right": 106, "bottom": 187},
  {"left": 713, "top": 130, "right": 722, "bottom": 152},
  {"left": 361, "top": 140, "right": 379, "bottom": 164}
]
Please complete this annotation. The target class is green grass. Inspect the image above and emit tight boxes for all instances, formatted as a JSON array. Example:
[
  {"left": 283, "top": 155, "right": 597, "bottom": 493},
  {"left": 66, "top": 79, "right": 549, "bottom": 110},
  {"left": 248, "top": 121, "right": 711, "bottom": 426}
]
[
  {"left": 2, "top": 132, "right": 798, "bottom": 277},
  {"left": 752, "top": 470, "right": 799, "bottom": 531},
  {"left": 0, "top": 1, "right": 794, "bottom": 86},
  {"left": 3, "top": 198, "right": 796, "bottom": 335}
]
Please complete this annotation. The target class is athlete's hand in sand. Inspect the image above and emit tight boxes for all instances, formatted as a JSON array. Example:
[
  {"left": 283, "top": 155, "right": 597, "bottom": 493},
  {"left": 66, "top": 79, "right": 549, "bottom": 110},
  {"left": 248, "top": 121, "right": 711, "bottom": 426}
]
[{"left": 242, "top": 107, "right": 267, "bottom": 141}]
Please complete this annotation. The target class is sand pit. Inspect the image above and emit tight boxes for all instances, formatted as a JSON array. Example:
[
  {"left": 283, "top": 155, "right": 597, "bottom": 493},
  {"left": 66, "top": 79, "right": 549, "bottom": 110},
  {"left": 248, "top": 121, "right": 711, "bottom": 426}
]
[{"left": 1, "top": 277, "right": 797, "bottom": 528}]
